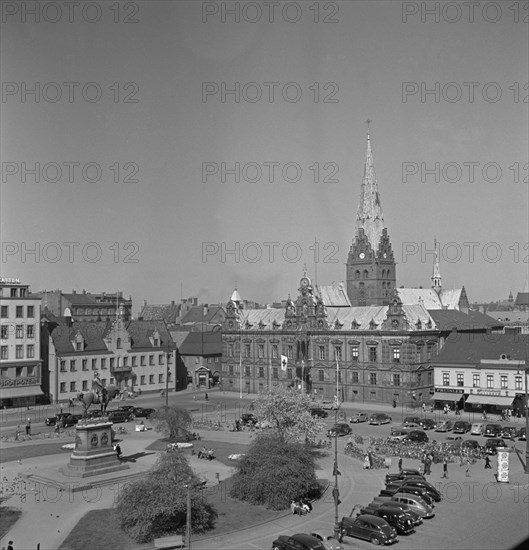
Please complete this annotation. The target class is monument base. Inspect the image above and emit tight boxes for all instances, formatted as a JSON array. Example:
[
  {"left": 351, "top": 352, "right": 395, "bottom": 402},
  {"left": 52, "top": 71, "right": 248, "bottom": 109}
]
[{"left": 59, "top": 420, "right": 129, "bottom": 478}]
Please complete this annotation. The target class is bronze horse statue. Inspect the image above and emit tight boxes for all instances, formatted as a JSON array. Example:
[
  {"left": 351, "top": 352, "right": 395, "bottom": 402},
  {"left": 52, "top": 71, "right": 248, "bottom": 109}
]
[{"left": 77, "top": 376, "right": 120, "bottom": 417}]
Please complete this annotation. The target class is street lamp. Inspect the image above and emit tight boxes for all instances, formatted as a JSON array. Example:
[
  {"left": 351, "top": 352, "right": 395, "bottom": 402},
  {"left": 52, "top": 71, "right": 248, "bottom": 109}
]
[
  {"left": 185, "top": 482, "right": 192, "bottom": 549},
  {"left": 165, "top": 340, "right": 170, "bottom": 408},
  {"left": 524, "top": 363, "right": 529, "bottom": 475},
  {"left": 333, "top": 360, "right": 342, "bottom": 540}
]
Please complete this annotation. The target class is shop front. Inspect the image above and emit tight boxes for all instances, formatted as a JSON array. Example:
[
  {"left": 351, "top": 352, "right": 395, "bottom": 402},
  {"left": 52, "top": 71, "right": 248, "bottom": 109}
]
[
  {"left": 0, "top": 384, "right": 45, "bottom": 408},
  {"left": 430, "top": 388, "right": 465, "bottom": 411},
  {"left": 464, "top": 391, "right": 515, "bottom": 415}
]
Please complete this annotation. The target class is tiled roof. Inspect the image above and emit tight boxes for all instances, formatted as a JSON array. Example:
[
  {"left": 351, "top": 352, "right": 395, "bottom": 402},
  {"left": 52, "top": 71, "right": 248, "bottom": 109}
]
[
  {"left": 428, "top": 309, "right": 504, "bottom": 331},
  {"left": 238, "top": 308, "right": 286, "bottom": 329},
  {"left": 484, "top": 310, "right": 529, "bottom": 324},
  {"left": 439, "top": 289, "right": 463, "bottom": 309},
  {"left": 434, "top": 333, "right": 529, "bottom": 364},
  {"left": 397, "top": 288, "right": 465, "bottom": 310},
  {"left": 515, "top": 292, "right": 529, "bottom": 306},
  {"left": 139, "top": 303, "right": 180, "bottom": 323},
  {"left": 177, "top": 331, "right": 222, "bottom": 356},
  {"left": 179, "top": 305, "right": 225, "bottom": 324},
  {"left": 315, "top": 283, "right": 351, "bottom": 307}
]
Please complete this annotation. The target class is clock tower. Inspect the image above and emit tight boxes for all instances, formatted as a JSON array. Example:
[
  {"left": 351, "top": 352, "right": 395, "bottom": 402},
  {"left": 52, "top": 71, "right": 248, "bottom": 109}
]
[{"left": 346, "top": 123, "right": 396, "bottom": 306}]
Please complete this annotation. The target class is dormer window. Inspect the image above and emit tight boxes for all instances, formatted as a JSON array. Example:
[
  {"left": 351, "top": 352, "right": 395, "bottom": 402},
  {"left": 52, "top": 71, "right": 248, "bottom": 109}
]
[
  {"left": 76, "top": 342, "right": 82, "bottom": 351},
  {"left": 415, "top": 319, "right": 422, "bottom": 330},
  {"left": 116, "top": 338, "right": 122, "bottom": 349},
  {"left": 369, "top": 319, "right": 378, "bottom": 330},
  {"left": 334, "top": 320, "right": 343, "bottom": 330},
  {"left": 351, "top": 319, "right": 360, "bottom": 330}
]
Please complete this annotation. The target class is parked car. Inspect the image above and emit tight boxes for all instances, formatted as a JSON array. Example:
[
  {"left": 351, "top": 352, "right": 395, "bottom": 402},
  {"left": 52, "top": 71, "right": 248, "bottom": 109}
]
[
  {"left": 349, "top": 412, "right": 369, "bottom": 423},
  {"left": 453, "top": 421, "right": 471, "bottom": 434},
  {"left": 403, "top": 416, "right": 421, "bottom": 425},
  {"left": 383, "top": 485, "right": 435, "bottom": 507},
  {"left": 391, "top": 494, "right": 434, "bottom": 519},
  {"left": 372, "top": 502, "right": 423, "bottom": 526},
  {"left": 272, "top": 533, "right": 327, "bottom": 550},
  {"left": 385, "top": 469, "right": 424, "bottom": 484},
  {"left": 501, "top": 426, "right": 519, "bottom": 440},
  {"left": 309, "top": 533, "right": 344, "bottom": 550},
  {"left": 470, "top": 423, "right": 484, "bottom": 436},
  {"left": 419, "top": 418, "right": 437, "bottom": 430},
  {"left": 404, "top": 430, "right": 429, "bottom": 443},
  {"left": 484, "top": 438, "right": 507, "bottom": 455},
  {"left": 241, "top": 413, "right": 257, "bottom": 426},
  {"left": 118, "top": 405, "right": 136, "bottom": 412},
  {"left": 398, "top": 422, "right": 422, "bottom": 431},
  {"left": 130, "top": 407, "right": 155, "bottom": 418},
  {"left": 322, "top": 400, "right": 339, "bottom": 410},
  {"left": 387, "top": 430, "right": 409, "bottom": 443},
  {"left": 369, "top": 413, "right": 392, "bottom": 425},
  {"left": 327, "top": 423, "right": 352, "bottom": 437},
  {"left": 107, "top": 410, "right": 133, "bottom": 423},
  {"left": 45, "top": 413, "right": 79, "bottom": 427},
  {"left": 435, "top": 420, "right": 453, "bottom": 432},
  {"left": 519, "top": 427, "right": 527, "bottom": 441},
  {"left": 461, "top": 439, "right": 482, "bottom": 452},
  {"left": 391, "top": 480, "right": 442, "bottom": 502},
  {"left": 309, "top": 408, "right": 329, "bottom": 418},
  {"left": 484, "top": 424, "right": 502, "bottom": 437},
  {"left": 339, "top": 515, "right": 398, "bottom": 545},
  {"left": 360, "top": 507, "right": 415, "bottom": 536}
]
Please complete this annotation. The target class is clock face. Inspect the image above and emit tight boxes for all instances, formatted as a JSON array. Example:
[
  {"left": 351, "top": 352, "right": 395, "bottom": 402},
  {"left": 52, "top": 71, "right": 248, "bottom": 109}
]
[
  {"left": 383, "top": 253, "right": 387, "bottom": 258},
  {"left": 301, "top": 277, "right": 310, "bottom": 288},
  {"left": 359, "top": 252, "right": 365, "bottom": 259}
]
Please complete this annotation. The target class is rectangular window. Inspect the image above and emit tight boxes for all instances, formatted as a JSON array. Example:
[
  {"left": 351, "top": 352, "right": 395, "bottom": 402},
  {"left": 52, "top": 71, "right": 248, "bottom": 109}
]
[
  {"left": 0, "top": 306, "right": 8, "bottom": 318},
  {"left": 159, "top": 374, "right": 163, "bottom": 383},
  {"left": 16, "top": 367, "right": 22, "bottom": 377},
  {"left": 486, "top": 374, "right": 494, "bottom": 389},
  {"left": 27, "top": 305, "right": 34, "bottom": 318},
  {"left": 427, "top": 345, "right": 434, "bottom": 361},
  {"left": 109, "top": 378, "right": 114, "bottom": 385},
  {"left": 82, "top": 380, "right": 88, "bottom": 391},
  {"left": 318, "top": 369, "right": 324, "bottom": 382},
  {"left": 272, "top": 367, "right": 278, "bottom": 379},
  {"left": 351, "top": 346, "right": 359, "bottom": 362},
  {"left": 500, "top": 375, "right": 508, "bottom": 389},
  {"left": 334, "top": 346, "right": 342, "bottom": 362},
  {"left": 16, "top": 325, "right": 23, "bottom": 339},
  {"left": 228, "top": 365, "right": 234, "bottom": 376},
  {"left": 457, "top": 373, "right": 464, "bottom": 387},
  {"left": 393, "top": 373, "right": 401, "bottom": 386},
  {"left": 287, "top": 368, "right": 292, "bottom": 380},
  {"left": 26, "top": 344, "right": 34, "bottom": 358},
  {"left": 515, "top": 376, "right": 522, "bottom": 390},
  {"left": 258, "top": 367, "right": 265, "bottom": 378},
  {"left": 140, "top": 375, "right": 146, "bottom": 385},
  {"left": 15, "top": 345, "right": 24, "bottom": 358},
  {"left": 82, "top": 359, "right": 88, "bottom": 371},
  {"left": 149, "top": 355, "right": 154, "bottom": 365},
  {"left": 370, "top": 391, "right": 376, "bottom": 400},
  {"left": 244, "top": 344, "right": 251, "bottom": 358},
  {"left": 287, "top": 345, "right": 294, "bottom": 359},
  {"left": 70, "top": 360, "right": 76, "bottom": 371},
  {"left": 473, "top": 373, "right": 480, "bottom": 388},
  {"left": 16, "top": 305, "right": 23, "bottom": 318},
  {"left": 442, "top": 372, "right": 450, "bottom": 386},
  {"left": 369, "top": 347, "right": 377, "bottom": 362},
  {"left": 427, "top": 371, "right": 433, "bottom": 385},
  {"left": 207, "top": 357, "right": 212, "bottom": 364},
  {"left": 131, "top": 356, "right": 137, "bottom": 366},
  {"left": 159, "top": 354, "right": 164, "bottom": 365},
  {"left": 123, "top": 357, "right": 129, "bottom": 367},
  {"left": 415, "top": 346, "right": 422, "bottom": 362},
  {"left": 352, "top": 371, "right": 359, "bottom": 384},
  {"left": 70, "top": 381, "right": 76, "bottom": 392},
  {"left": 101, "top": 358, "right": 107, "bottom": 369},
  {"left": 60, "top": 382, "right": 66, "bottom": 393},
  {"left": 258, "top": 344, "right": 264, "bottom": 359},
  {"left": 370, "top": 372, "right": 377, "bottom": 385},
  {"left": 141, "top": 355, "right": 146, "bottom": 366},
  {"left": 337, "top": 370, "right": 342, "bottom": 383},
  {"left": 110, "top": 358, "right": 115, "bottom": 369},
  {"left": 92, "top": 359, "right": 97, "bottom": 370},
  {"left": 1, "top": 367, "right": 8, "bottom": 377},
  {"left": 0, "top": 326, "right": 7, "bottom": 339},
  {"left": 26, "top": 325, "right": 34, "bottom": 339},
  {"left": 244, "top": 366, "right": 251, "bottom": 377},
  {"left": 149, "top": 375, "right": 154, "bottom": 384},
  {"left": 272, "top": 344, "right": 278, "bottom": 359},
  {"left": 60, "top": 360, "right": 66, "bottom": 372},
  {"left": 319, "top": 346, "right": 325, "bottom": 361},
  {"left": 228, "top": 344, "right": 234, "bottom": 358},
  {"left": 76, "top": 342, "right": 82, "bottom": 351},
  {"left": 392, "top": 348, "right": 400, "bottom": 363},
  {"left": 1, "top": 346, "right": 8, "bottom": 359}
]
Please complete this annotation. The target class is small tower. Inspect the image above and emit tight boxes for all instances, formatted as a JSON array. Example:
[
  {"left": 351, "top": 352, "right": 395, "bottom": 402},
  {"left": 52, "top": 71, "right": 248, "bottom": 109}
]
[{"left": 431, "top": 237, "right": 442, "bottom": 294}]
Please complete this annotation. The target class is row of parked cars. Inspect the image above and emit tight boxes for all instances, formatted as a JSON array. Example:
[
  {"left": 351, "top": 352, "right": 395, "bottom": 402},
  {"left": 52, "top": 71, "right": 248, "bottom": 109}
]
[{"left": 45, "top": 406, "right": 155, "bottom": 427}]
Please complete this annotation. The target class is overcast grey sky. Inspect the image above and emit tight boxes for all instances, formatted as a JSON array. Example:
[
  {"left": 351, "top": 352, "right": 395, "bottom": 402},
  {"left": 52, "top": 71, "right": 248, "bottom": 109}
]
[{"left": 1, "top": 1, "right": 528, "bottom": 309}]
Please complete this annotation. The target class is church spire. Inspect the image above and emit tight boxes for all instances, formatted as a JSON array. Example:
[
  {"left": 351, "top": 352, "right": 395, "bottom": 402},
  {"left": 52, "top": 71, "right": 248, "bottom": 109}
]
[
  {"left": 432, "top": 237, "right": 442, "bottom": 293},
  {"left": 355, "top": 120, "right": 384, "bottom": 253}
]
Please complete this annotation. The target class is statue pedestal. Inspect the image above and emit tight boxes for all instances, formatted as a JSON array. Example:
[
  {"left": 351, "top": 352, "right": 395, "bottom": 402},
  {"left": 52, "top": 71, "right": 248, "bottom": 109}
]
[{"left": 59, "top": 421, "right": 130, "bottom": 478}]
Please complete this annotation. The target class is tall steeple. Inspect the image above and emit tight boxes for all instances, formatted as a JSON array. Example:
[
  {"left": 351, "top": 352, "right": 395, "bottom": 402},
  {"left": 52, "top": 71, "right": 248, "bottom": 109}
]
[
  {"left": 355, "top": 120, "right": 385, "bottom": 253},
  {"left": 431, "top": 237, "right": 442, "bottom": 294},
  {"left": 346, "top": 121, "right": 396, "bottom": 307}
]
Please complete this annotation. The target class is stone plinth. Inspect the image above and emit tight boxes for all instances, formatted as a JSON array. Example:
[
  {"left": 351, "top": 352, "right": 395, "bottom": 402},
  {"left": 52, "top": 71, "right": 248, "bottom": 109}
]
[{"left": 59, "top": 420, "right": 129, "bottom": 478}]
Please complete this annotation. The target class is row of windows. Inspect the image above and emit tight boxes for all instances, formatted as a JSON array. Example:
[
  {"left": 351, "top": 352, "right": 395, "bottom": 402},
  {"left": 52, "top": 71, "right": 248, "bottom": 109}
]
[
  {"left": 228, "top": 343, "right": 433, "bottom": 362},
  {"left": 59, "top": 354, "right": 170, "bottom": 372},
  {"left": 354, "top": 269, "right": 392, "bottom": 279},
  {"left": 1, "top": 287, "right": 28, "bottom": 298},
  {"left": 0, "top": 365, "right": 36, "bottom": 378},
  {"left": 0, "top": 344, "right": 35, "bottom": 359},
  {"left": 443, "top": 372, "right": 523, "bottom": 390},
  {"left": 0, "top": 305, "right": 34, "bottom": 318},
  {"left": 0, "top": 324, "right": 35, "bottom": 339},
  {"left": 58, "top": 373, "right": 169, "bottom": 393}
]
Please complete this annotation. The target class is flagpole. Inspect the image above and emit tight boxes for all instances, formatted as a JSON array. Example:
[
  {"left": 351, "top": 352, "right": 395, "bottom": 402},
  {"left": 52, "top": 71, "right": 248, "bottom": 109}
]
[{"left": 239, "top": 346, "right": 242, "bottom": 400}]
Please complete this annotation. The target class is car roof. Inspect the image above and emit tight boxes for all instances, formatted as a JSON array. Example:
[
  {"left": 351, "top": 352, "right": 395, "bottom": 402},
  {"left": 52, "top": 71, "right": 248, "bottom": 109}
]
[{"left": 290, "top": 533, "right": 325, "bottom": 548}]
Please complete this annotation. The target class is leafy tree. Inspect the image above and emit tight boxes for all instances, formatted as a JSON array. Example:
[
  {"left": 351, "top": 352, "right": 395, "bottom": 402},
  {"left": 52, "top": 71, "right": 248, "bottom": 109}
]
[
  {"left": 115, "top": 450, "right": 217, "bottom": 543},
  {"left": 151, "top": 405, "right": 192, "bottom": 441},
  {"left": 253, "top": 386, "right": 325, "bottom": 442},
  {"left": 230, "top": 433, "right": 322, "bottom": 510}
]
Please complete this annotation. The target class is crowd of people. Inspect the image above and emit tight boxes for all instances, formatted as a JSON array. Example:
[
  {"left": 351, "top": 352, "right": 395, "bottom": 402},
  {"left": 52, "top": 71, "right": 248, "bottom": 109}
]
[
  {"left": 290, "top": 499, "right": 313, "bottom": 515},
  {"left": 197, "top": 447, "right": 215, "bottom": 460}
]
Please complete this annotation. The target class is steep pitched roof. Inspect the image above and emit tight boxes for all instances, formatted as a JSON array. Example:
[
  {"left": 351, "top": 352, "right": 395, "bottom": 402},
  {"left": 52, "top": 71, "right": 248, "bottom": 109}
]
[
  {"left": 515, "top": 292, "right": 529, "bottom": 307},
  {"left": 484, "top": 310, "right": 529, "bottom": 324},
  {"left": 139, "top": 303, "right": 180, "bottom": 323},
  {"left": 428, "top": 309, "right": 503, "bottom": 331},
  {"left": 177, "top": 331, "right": 222, "bottom": 356},
  {"left": 397, "top": 287, "right": 466, "bottom": 310},
  {"left": 179, "top": 305, "right": 225, "bottom": 324},
  {"left": 315, "top": 283, "right": 351, "bottom": 307}
]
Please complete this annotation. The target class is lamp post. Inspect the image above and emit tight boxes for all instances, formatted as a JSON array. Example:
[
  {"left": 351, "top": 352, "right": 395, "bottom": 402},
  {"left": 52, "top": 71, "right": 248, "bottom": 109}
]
[
  {"left": 185, "top": 482, "right": 192, "bottom": 549},
  {"left": 333, "top": 360, "right": 342, "bottom": 540},
  {"left": 165, "top": 341, "right": 170, "bottom": 408},
  {"left": 525, "top": 363, "right": 529, "bottom": 474}
]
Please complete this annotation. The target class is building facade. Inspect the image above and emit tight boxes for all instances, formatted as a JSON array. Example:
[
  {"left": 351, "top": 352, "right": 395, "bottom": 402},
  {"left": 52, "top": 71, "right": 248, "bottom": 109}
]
[{"left": 0, "top": 278, "right": 44, "bottom": 407}]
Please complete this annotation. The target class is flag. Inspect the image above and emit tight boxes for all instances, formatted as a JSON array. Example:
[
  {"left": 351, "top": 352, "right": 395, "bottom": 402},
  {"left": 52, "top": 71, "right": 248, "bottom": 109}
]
[{"left": 280, "top": 355, "right": 288, "bottom": 371}]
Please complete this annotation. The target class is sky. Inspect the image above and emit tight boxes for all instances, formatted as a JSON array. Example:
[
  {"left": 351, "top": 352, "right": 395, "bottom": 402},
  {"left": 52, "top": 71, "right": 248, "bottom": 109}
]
[{"left": 1, "top": 0, "right": 528, "bottom": 312}]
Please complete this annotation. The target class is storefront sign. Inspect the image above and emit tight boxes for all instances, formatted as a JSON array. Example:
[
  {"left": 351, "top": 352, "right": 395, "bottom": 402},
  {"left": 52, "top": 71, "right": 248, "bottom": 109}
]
[
  {"left": 497, "top": 448, "right": 510, "bottom": 483},
  {"left": 0, "top": 277, "right": 21, "bottom": 284},
  {"left": 434, "top": 388, "right": 464, "bottom": 394},
  {"left": 0, "top": 377, "right": 39, "bottom": 387},
  {"left": 477, "top": 389, "right": 501, "bottom": 396}
]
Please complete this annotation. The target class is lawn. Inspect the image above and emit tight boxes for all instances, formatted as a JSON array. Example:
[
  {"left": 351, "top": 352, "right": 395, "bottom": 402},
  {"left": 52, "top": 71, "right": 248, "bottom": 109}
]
[
  {"left": 0, "top": 507, "right": 22, "bottom": 540},
  {"left": 59, "top": 438, "right": 289, "bottom": 550}
]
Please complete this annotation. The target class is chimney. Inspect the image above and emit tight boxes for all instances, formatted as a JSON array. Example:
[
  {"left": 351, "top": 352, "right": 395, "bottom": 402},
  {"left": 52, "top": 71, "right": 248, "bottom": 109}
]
[
  {"left": 144, "top": 300, "right": 147, "bottom": 307},
  {"left": 72, "top": 290, "right": 76, "bottom": 294},
  {"left": 171, "top": 300, "right": 175, "bottom": 306},
  {"left": 82, "top": 289, "right": 86, "bottom": 294}
]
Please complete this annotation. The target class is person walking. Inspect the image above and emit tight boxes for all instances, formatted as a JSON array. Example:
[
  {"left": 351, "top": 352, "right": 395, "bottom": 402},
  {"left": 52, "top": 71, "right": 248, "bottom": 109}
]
[
  {"left": 115, "top": 443, "right": 122, "bottom": 459},
  {"left": 485, "top": 455, "right": 492, "bottom": 469},
  {"left": 25, "top": 419, "right": 31, "bottom": 435},
  {"left": 441, "top": 457, "right": 448, "bottom": 478},
  {"left": 7, "top": 540, "right": 14, "bottom": 550},
  {"left": 398, "top": 457, "right": 403, "bottom": 472},
  {"left": 465, "top": 457, "right": 471, "bottom": 477}
]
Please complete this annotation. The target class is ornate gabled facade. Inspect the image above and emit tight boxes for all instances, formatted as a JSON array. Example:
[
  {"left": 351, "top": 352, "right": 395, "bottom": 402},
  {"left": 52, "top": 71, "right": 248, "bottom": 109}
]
[{"left": 346, "top": 126, "right": 396, "bottom": 306}]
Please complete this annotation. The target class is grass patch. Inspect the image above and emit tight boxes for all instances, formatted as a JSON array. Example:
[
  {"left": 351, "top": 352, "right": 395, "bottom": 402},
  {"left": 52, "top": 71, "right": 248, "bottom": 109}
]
[
  {"left": 0, "top": 442, "right": 71, "bottom": 463},
  {"left": 0, "top": 507, "right": 22, "bottom": 540}
]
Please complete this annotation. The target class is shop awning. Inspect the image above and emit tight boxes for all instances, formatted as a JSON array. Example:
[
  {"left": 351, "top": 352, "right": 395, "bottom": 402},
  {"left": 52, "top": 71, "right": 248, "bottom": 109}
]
[
  {"left": 430, "top": 392, "right": 463, "bottom": 402},
  {"left": 465, "top": 394, "right": 514, "bottom": 407},
  {"left": 0, "top": 386, "right": 44, "bottom": 399}
]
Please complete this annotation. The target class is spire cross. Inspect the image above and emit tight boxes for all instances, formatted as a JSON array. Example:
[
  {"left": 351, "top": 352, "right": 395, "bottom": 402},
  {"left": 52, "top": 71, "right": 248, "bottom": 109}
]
[{"left": 365, "top": 118, "right": 372, "bottom": 134}]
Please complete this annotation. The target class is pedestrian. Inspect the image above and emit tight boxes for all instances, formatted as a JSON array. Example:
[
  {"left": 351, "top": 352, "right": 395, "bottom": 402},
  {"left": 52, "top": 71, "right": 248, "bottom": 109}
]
[
  {"left": 55, "top": 423, "right": 60, "bottom": 436},
  {"left": 7, "top": 540, "right": 14, "bottom": 550},
  {"left": 368, "top": 451, "right": 373, "bottom": 469},
  {"left": 425, "top": 456, "right": 432, "bottom": 475},
  {"left": 485, "top": 455, "right": 491, "bottom": 469},
  {"left": 25, "top": 419, "right": 31, "bottom": 435},
  {"left": 422, "top": 403, "right": 426, "bottom": 413},
  {"left": 465, "top": 457, "right": 471, "bottom": 477},
  {"left": 15, "top": 425, "right": 20, "bottom": 441},
  {"left": 205, "top": 393, "right": 208, "bottom": 401},
  {"left": 398, "top": 457, "right": 403, "bottom": 472},
  {"left": 441, "top": 457, "right": 448, "bottom": 478},
  {"left": 115, "top": 443, "right": 122, "bottom": 459},
  {"left": 363, "top": 454, "right": 370, "bottom": 469}
]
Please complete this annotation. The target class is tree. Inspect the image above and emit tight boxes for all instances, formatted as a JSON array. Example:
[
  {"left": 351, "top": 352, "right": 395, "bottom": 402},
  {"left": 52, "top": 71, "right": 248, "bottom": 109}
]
[
  {"left": 253, "top": 386, "right": 325, "bottom": 442},
  {"left": 151, "top": 405, "right": 192, "bottom": 441},
  {"left": 115, "top": 450, "right": 217, "bottom": 542},
  {"left": 230, "top": 433, "right": 322, "bottom": 510}
]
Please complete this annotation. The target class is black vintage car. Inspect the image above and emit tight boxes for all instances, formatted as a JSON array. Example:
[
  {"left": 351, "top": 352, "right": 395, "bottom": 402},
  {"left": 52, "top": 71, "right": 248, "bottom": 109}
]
[
  {"left": 359, "top": 507, "right": 415, "bottom": 536},
  {"left": 309, "top": 407, "right": 329, "bottom": 418},
  {"left": 271, "top": 533, "right": 326, "bottom": 550},
  {"left": 340, "top": 515, "right": 398, "bottom": 545}
]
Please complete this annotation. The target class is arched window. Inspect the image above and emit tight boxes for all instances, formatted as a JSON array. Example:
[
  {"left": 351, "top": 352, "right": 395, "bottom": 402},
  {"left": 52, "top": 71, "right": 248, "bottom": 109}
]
[
  {"left": 382, "top": 269, "right": 386, "bottom": 279},
  {"left": 355, "top": 270, "right": 360, "bottom": 279},
  {"left": 116, "top": 338, "right": 122, "bottom": 349},
  {"left": 386, "top": 270, "right": 391, "bottom": 279},
  {"left": 363, "top": 270, "right": 369, "bottom": 279}
]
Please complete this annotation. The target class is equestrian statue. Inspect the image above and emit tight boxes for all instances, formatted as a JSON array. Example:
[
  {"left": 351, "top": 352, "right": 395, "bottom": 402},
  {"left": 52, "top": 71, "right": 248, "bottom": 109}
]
[{"left": 77, "top": 373, "right": 120, "bottom": 418}]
